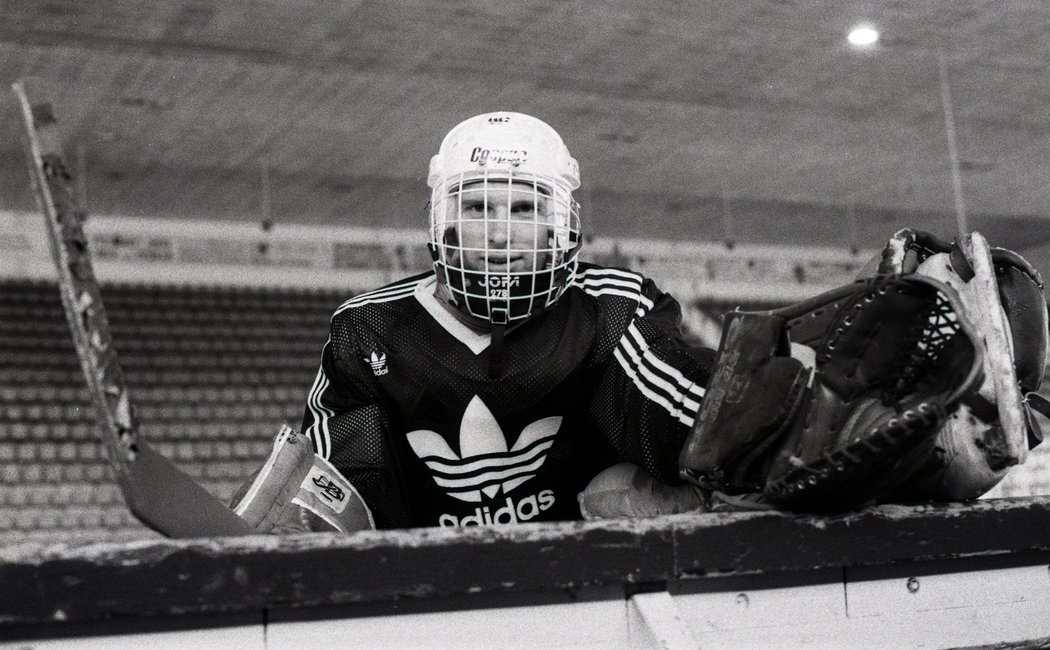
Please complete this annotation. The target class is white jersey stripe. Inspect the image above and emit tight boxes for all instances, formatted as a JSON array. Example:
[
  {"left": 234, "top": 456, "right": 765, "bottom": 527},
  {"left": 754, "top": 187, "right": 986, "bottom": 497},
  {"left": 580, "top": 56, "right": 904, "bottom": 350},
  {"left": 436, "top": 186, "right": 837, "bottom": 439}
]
[
  {"left": 625, "top": 323, "right": 706, "bottom": 401},
  {"left": 576, "top": 274, "right": 641, "bottom": 291},
  {"left": 335, "top": 283, "right": 420, "bottom": 315},
  {"left": 616, "top": 331, "right": 702, "bottom": 415},
  {"left": 338, "top": 289, "right": 418, "bottom": 313},
  {"left": 578, "top": 267, "right": 644, "bottom": 283},
  {"left": 578, "top": 286, "right": 644, "bottom": 303},
  {"left": 576, "top": 281, "right": 644, "bottom": 299},
  {"left": 336, "top": 275, "right": 425, "bottom": 308},
  {"left": 612, "top": 320, "right": 706, "bottom": 424},
  {"left": 304, "top": 368, "right": 326, "bottom": 458},
  {"left": 613, "top": 347, "right": 694, "bottom": 427},
  {"left": 315, "top": 278, "right": 424, "bottom": 457},
  {"left": 304, "top": 362, "right": 334, "bottom": 459},
  {"left": 575, "top": 277, "right": 655, "bottom": 313},
  {"left": 336, "top": 284, "right": 413, "bottom": 312}
]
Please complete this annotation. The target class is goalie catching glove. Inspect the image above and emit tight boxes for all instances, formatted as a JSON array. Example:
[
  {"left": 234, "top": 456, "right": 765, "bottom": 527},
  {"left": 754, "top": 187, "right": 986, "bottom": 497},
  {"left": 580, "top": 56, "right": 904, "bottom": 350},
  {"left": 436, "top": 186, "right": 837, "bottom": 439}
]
[
  {"left": 679, "top": 272, "right": 984, "bottom": 512},
  {"left": 680, "top": 230, "right": 1049, "bottom": 512}
]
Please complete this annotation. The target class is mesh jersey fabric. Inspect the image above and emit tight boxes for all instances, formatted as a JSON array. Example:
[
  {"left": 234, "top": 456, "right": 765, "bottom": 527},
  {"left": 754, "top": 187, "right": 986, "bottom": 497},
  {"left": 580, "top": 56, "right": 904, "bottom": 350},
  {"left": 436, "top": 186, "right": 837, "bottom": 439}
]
[{"left": 301, "top": 262, "right": 714, "bottom": 529}]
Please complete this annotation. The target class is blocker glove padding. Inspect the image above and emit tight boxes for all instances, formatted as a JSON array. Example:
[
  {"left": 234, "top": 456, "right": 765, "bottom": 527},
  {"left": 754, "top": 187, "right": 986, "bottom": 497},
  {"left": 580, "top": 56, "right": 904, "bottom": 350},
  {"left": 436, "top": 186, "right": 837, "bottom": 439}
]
[
  {"left": 679, "top": 273, "right": 984, "bottom": 513},
  {"left": 231, "top": 425, "right": 375, "bottom": 533},
  {"left": 868, "top": 230, "right": 1049, "bottom": 501}
]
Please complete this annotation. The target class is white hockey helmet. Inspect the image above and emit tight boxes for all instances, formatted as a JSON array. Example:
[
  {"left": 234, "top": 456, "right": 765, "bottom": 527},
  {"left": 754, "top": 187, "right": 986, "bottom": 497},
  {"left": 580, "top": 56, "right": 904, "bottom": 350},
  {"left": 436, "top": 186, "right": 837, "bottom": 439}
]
[{"left": 427, "top": 111, "right": 582, "bottom": 326}]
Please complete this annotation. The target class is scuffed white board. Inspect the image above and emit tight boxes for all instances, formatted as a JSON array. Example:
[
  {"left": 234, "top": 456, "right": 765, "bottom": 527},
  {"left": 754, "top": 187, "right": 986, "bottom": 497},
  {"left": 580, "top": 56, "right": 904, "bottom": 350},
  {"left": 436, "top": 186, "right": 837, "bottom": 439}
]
[{"left": 267, "top": 598, "right": 630, "bottom": 649}]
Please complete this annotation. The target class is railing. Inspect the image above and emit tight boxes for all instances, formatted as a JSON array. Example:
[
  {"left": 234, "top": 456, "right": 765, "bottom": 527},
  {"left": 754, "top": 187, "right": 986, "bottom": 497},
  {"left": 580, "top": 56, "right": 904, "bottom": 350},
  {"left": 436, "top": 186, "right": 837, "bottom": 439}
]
[{"left": 3, "top": 499, "right": 1050, "bottom": 647}]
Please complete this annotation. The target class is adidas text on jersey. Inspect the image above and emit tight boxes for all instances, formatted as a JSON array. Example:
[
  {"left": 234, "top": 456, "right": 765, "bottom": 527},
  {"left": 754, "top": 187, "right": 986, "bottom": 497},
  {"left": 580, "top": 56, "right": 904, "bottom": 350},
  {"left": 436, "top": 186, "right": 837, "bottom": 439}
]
[{"left": 438, "top": 489, "right": 556, "bottom": 527}]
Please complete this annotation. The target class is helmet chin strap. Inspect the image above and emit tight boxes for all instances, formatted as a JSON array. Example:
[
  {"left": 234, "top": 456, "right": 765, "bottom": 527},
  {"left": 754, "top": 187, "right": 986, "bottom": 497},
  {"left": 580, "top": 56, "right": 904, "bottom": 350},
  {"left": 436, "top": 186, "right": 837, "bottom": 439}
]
[{"left": 487, "top": 308, "right": 509, "bottom": 379}]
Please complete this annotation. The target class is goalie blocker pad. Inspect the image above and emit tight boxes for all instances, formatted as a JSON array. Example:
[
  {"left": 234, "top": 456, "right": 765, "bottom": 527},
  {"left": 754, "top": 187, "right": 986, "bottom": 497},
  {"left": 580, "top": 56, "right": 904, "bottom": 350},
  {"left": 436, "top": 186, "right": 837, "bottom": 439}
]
[
  {"left": 679, "top": 273, "right": 984, "bottom": 513},
  {"left": 868, "top": 230, "right": 1050, "bottom": 501},
  {"left": 233, "top": 425, "right": 375, "bottom": 533},
  {"left": 880, "top": 229, "right": 1048, "bottom": 441}
]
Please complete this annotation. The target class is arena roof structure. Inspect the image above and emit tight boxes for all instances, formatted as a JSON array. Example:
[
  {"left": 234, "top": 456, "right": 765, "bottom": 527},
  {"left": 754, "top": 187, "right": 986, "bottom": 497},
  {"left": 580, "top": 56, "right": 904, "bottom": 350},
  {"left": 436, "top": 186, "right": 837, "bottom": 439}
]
[{"left": 0, "top": 1, "right": 1049, "bottom": 255}]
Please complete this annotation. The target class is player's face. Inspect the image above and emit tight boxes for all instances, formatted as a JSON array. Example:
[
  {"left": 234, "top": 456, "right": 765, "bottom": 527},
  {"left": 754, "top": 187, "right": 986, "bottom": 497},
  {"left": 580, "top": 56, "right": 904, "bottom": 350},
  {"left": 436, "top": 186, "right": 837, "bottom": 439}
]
[{"left": 444, "top": 180, "right": 553, "bottom": 273}]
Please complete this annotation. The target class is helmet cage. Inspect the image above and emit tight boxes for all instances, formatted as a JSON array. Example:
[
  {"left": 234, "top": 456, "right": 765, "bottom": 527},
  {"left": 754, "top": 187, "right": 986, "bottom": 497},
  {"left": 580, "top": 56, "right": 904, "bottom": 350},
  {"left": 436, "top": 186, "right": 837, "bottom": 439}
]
[{"left": 429, "top": 169, "right": 581, "bottom": 325}]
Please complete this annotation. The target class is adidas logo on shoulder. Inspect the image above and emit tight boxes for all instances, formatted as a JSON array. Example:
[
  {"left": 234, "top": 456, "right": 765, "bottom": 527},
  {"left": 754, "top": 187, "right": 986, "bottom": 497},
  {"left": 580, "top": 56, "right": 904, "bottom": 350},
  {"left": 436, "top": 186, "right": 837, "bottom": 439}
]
[{"left": 365, "top": 351, "right": 388, "bottom": 376}]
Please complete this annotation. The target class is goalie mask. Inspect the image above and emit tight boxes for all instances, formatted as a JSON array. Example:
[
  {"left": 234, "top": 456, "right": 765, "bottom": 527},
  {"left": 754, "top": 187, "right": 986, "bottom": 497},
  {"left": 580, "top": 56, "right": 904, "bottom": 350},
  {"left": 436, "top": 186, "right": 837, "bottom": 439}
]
[{"left": 427, "top": 112, "right": 582, "bottom": 326}]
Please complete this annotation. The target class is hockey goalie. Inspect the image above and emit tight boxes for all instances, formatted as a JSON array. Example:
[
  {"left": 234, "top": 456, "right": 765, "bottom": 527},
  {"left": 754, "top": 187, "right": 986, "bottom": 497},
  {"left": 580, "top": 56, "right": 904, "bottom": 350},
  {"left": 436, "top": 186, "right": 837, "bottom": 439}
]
[
  {"left": 240, "top": 225, "right": 1048, "bottom": 530},
  {"left": 232, "top": 114, "right": 1050, "bottom": 532}
]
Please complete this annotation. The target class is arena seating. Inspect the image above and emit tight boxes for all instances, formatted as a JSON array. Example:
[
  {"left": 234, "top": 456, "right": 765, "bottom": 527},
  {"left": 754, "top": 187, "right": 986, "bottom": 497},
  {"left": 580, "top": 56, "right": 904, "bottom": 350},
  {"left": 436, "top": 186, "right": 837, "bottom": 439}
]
[
  {"left": 0, "top": 279, "right": 342, "bottom": 543},
  {"left": 0, "top": 276, "right": 769, "bottom": 541},
  {"left": 2, "top": 276, "right": 1048, "bottom": 544}
]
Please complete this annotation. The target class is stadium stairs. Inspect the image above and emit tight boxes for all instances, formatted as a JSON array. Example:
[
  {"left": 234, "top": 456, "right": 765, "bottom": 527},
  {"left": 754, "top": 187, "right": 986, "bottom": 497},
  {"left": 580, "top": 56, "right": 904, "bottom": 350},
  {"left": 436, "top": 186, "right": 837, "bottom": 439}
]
[{"left": 0, "top": 278, "right": 343, "bottom": 544}]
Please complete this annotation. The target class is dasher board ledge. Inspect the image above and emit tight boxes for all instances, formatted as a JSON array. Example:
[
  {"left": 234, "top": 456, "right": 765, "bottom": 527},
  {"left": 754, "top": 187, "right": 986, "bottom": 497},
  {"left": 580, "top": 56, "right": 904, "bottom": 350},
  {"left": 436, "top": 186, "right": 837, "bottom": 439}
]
[{"left": 2, "top": 496, "right": 1050, "bottom": 627}]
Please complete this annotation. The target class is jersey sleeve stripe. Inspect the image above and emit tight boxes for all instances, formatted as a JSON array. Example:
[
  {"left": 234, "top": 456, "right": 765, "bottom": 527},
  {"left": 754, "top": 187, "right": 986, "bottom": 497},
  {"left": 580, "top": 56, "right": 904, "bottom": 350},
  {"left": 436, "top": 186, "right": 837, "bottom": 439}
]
[
  {"left": 578, "top": 267, "right": 644, "bottom": 283},
  {"left": 576, "top": 278, "right": 643, "bottom": 297},
  {"left": 580, "top": 283, "right": 656, "bottom": 312},
  {"left": 575, "top": 272, "right": 655, "bottom": 313},
  {"left": 613, "top": 323, "right": 705, "bottom": 425},
  {"left": 621, "top": 347, "right": 702, "bottom": 416},
  {"left": 577, "top": 275, "right": 640, "bottom": 291},
  {"left": 616, "top": 337, "right": 702, "bottom": 415},
  {"left": 304, "top": 364, "right": 334, "bottom": 459},
  {"left": 352, "top": 274, "right": 423, "bottom": 296},
  {"left": 579, "top": 285, "right": 646, "bottom": 303},
  {"left": 613, "top": 347, "right": 695, "bottom": 427},
  {"left": 334, "top": 283, "right": 420, "bottom": 315},
  {"left": 625, "top": 324, "right": 706, "bottom": 401}
]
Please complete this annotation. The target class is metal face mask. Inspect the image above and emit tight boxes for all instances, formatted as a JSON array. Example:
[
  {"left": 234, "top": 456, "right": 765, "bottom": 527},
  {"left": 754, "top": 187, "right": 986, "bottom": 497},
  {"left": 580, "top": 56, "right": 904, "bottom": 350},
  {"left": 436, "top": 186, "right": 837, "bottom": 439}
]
[
  {"left": 430, "top": 171, "right": 580, "bottom": 324},
  {"left": 427, "top": 112, "right": 581, "bottom": 325}
]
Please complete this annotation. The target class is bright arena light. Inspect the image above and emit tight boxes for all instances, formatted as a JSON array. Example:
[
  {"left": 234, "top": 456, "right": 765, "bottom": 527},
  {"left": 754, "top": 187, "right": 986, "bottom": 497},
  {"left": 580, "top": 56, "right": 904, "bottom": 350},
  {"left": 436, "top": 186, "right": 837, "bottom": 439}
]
[{"left": 848, "top": 26, "right": 879, "bottom": 46}]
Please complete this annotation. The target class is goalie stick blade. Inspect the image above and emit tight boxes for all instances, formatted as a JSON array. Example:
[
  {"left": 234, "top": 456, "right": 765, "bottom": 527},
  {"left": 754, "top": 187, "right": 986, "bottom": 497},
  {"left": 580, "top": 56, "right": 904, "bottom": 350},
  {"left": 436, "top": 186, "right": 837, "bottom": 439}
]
[
  {"left": 13, "top": 81, "right": 252, "bottom": 538},
  {"left": 128, "top": 443, "right": 253, "bottom": 537}
]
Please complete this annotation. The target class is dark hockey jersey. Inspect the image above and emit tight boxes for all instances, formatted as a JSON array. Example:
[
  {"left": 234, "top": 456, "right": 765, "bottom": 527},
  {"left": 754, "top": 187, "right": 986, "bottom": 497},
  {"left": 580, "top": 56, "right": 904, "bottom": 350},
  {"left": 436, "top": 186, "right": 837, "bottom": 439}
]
[{"left": 301, "top": 263, "right": 714, "bottom": 529}]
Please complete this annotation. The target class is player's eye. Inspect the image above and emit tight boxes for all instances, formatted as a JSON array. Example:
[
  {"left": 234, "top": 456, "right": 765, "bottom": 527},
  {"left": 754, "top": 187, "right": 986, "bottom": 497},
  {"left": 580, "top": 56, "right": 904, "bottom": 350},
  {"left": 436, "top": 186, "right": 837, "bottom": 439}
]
[
  {"left": 510, "top": 201, "right": 536, "bottom": 214},
  {"left": 458, "top": 199, "right": 487, "bottom": 216}
]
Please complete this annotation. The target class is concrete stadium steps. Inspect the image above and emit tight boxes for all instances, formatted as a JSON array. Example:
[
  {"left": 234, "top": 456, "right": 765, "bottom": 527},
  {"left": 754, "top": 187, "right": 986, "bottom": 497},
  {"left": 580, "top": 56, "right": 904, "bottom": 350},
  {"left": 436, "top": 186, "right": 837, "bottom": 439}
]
[
  {"left": 0, "top": 383, "right": 307, "bottom": 406},
  {"left": 0, "top": 333, "right": 323, "bottom": 355},
  {"left": 2, "top": 289, "right": 339, "bottom": 324},
  {"left": 0, "top": 278, "right": 344, "bottom": 539},
  {"left": 1, "top": 366, "right": 312, "bottom": 388}
]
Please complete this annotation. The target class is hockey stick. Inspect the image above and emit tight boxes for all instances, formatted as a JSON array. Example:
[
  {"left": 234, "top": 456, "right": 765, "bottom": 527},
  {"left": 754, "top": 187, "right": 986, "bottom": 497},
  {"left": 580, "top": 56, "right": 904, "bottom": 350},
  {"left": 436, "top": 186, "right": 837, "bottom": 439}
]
[{"left": 13, "top": 81, "right": 252, "bottom": 537}]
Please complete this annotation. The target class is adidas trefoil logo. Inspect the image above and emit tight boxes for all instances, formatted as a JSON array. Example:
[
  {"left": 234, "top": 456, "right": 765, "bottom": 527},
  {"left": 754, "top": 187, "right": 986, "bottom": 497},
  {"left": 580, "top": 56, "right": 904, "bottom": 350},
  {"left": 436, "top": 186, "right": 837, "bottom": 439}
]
[
  {"left": 366, "top": 351, "right": 388, "bottom": 376},
  {"left": 406, "top": 395, "right": 562, "bottom": 503}
]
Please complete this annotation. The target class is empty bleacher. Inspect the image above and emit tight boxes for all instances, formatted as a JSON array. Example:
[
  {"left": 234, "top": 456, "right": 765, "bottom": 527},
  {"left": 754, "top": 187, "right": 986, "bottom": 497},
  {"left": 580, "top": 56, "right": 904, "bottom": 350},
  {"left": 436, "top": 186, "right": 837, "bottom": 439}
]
[
  {"left": 3, "top": 271, "right": 1048, "bottom": 545},
  {"left": 0, "top": 279, "right": 345, "bottom": 543}
]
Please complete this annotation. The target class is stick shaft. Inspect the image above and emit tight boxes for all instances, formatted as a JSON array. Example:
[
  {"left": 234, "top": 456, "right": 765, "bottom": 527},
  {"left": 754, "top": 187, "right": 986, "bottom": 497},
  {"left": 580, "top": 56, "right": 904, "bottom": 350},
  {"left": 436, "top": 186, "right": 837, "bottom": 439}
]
[
  {"left": 13, "top": 82, "right": 138, "bottom": 484},
  {"left": 937, "top": 50, "right": 969, "bottom": 241},
  {"left": 13, "top": 81, "right": 252, "bottom": 537}
]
